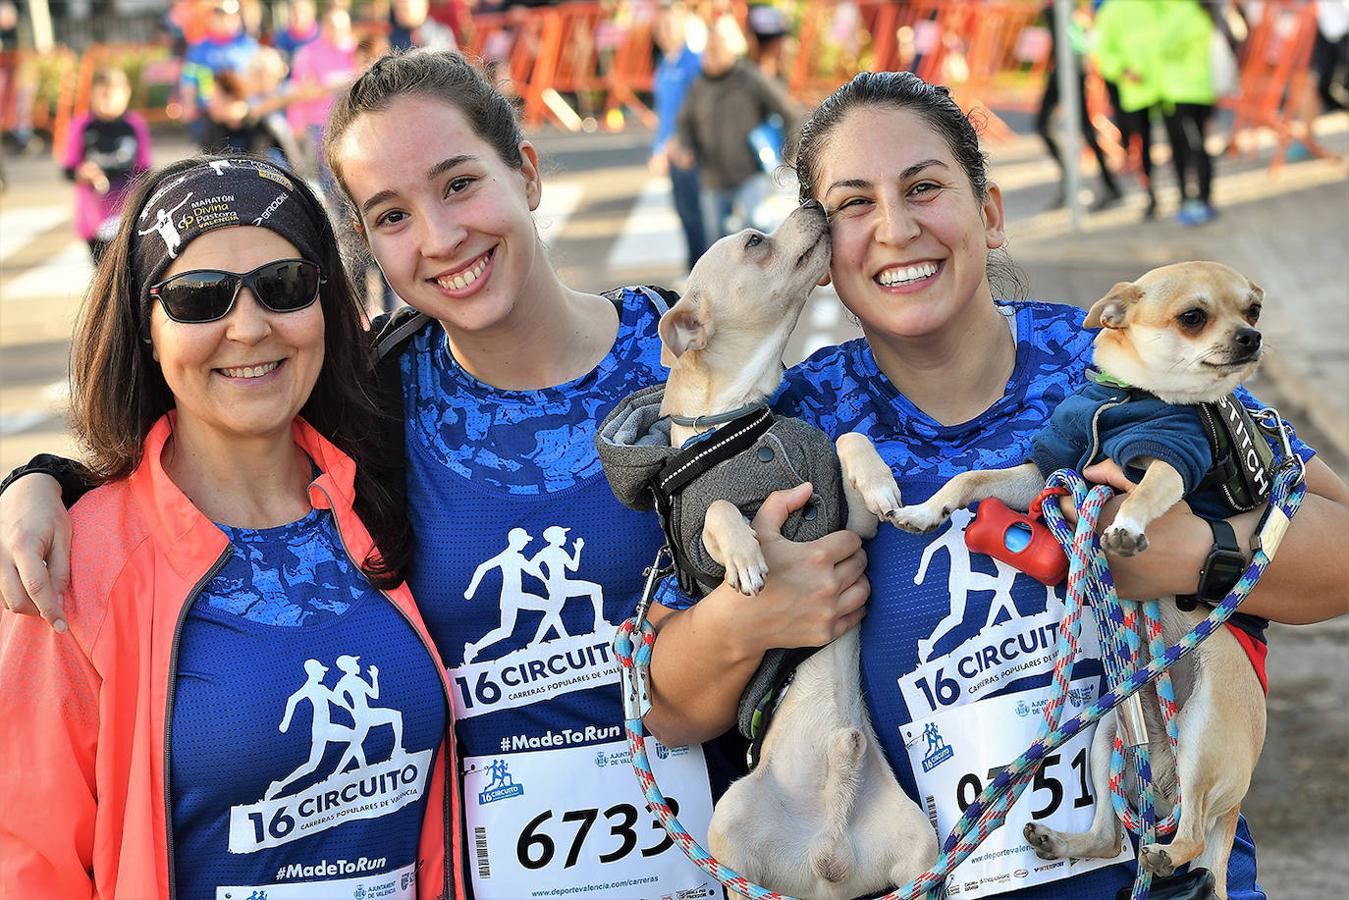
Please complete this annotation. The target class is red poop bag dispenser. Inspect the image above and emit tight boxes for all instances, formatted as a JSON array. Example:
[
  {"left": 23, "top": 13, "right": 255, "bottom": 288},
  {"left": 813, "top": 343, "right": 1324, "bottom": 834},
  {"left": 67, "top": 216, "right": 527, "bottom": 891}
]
[{"left": 964, "top": 487, "right": 1070, "bottom": 586}]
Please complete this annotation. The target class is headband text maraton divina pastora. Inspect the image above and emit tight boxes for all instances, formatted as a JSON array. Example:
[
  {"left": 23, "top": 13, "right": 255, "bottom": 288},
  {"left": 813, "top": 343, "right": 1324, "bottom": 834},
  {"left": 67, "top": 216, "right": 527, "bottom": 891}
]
[{"left": 132, "top": 157, "right": 325, "bottom": 322}]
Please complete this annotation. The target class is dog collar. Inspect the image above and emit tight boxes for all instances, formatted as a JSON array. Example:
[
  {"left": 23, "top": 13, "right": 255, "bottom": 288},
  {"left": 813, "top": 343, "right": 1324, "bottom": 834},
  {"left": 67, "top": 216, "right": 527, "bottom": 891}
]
[{"left": 667, "top": 401, "right": 769, "bottom": 432}]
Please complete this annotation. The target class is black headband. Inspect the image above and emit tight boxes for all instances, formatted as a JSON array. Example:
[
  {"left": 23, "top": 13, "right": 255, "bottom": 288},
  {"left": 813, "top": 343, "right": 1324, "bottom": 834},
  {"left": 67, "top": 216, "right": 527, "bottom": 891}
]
[{"left": 132, "top": 158, "right": 326, "bottom": 320}]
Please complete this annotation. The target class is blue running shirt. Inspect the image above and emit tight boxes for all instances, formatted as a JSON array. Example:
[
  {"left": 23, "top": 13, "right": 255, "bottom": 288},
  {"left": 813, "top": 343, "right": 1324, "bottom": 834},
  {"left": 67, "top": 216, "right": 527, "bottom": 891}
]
[
  {"left": 400, "top": 288, "right": 722, "bottom": 900},
  {"left": 665, "top": 300, "right": 1308, "bottom": 899},
  {"left": 170, "top": 507, "right": 447, "bottom": 900}
]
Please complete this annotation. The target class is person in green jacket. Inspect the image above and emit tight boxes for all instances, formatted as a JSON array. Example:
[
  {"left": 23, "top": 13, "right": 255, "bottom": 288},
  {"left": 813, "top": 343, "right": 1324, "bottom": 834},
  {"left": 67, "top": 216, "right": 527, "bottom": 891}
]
[{"left": 1092, "top": 0, "right": 1221, "bottom": 225}]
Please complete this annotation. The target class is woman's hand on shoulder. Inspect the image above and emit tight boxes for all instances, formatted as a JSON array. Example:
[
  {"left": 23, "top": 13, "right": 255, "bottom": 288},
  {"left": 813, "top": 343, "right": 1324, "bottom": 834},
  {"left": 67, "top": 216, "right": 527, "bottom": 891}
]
[{"left": 0, "top": 473, "right": 71, "bottom": 632}]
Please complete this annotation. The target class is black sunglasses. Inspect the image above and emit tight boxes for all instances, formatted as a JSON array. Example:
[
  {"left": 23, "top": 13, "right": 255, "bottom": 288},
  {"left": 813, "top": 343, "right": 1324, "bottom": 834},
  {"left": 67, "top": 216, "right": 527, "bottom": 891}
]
[{"left": 149, "top": 258, "right": 324, "bottom": 324}]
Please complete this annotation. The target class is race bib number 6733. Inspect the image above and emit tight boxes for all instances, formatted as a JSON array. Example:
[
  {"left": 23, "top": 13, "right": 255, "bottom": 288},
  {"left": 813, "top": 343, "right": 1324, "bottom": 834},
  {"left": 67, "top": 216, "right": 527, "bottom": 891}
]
[{"left": 463, "top": 740, "right": 719, "bottom": 900}]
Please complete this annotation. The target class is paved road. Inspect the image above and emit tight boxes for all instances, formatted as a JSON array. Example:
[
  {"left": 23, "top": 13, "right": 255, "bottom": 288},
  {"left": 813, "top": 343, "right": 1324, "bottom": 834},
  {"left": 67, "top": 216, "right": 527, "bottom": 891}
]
[{"left": 1, "top": 115, "right": 1345, "bottom": 896}]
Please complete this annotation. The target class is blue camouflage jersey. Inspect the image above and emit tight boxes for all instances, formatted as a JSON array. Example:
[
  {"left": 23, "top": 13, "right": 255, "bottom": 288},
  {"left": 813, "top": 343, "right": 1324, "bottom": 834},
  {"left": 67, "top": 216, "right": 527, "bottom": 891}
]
[
  {"left": 771, "top": 300, "right": 1311, "bottom": 899},
  {"left": 170, "top": 507, "right": 447, "bottom": 900},
  {"left": 399, "top": 288, "right": 724, "bottom": 900}
]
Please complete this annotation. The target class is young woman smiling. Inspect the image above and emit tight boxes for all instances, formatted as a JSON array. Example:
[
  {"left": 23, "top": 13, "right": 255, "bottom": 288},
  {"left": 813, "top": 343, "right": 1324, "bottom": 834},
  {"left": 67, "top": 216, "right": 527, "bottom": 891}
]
[{"left": 646, "top": 72, "right": 1349, "bottom": 899}]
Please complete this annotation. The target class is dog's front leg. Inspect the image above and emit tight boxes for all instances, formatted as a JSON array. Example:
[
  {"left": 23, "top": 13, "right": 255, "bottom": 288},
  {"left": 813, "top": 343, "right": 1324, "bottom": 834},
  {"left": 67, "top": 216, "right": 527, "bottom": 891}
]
[
  {"left": 836, "top": 432, "right": 901, "bottom": 539},
  {"left": 1102, "top": 459, "right": 1185, "bottom": 556},
  {"left": 892, "top": 463, "right": 1045, "bottom": 533},
  {"left": 703, "top": 499, "right": 768, "bottom": 595}
]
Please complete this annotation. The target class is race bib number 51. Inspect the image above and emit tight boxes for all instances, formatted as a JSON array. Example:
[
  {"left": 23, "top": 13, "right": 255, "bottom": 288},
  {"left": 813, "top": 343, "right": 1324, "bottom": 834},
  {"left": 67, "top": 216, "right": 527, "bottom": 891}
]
[
  {"left": 463, "top": 740, "right": 719, "bottom": 899},
  {"left": 902, "top": 679, "right": 1132, "bottom": 898}
]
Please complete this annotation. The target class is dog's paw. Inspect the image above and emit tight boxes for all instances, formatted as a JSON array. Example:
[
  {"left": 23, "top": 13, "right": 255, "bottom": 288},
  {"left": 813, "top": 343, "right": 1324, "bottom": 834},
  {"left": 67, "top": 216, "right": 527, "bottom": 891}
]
[
  {"left": 852, "top": 474, "right": 903, "bottom": 523},
  {"left": 1102, "top": 522, "right": 1149, "bottom": 556},
  {"left": 724, "top": 548, "right": 769, "bottom": 596},
  {"left": 1140, "top": 845, "right": 1176, "bottom": 877},
  {"left": 1023, "top": 823, "right": 1069, "bottom": 860},
  {"left": 890, "top": 503, "right": 949, "bottom": 534}
]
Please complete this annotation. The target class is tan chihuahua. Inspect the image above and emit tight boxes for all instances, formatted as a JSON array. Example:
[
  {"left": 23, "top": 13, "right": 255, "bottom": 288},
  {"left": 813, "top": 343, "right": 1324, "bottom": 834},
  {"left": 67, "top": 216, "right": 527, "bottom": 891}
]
[
  {"left": 660, "top": 204, "right": 938, "bottom": 897},
  {"left": 892, "top": 261, "right": 1269, "bottom": 897}
]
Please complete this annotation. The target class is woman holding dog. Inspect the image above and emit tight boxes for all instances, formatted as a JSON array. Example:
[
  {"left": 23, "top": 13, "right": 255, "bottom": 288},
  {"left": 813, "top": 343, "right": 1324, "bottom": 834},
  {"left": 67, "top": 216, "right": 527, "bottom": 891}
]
[
  {"left": 0, "top": 156, "right": 456, "bottom": 897},
  {"left": 0, "top": 50, "right": 866, "bottom": 900},
  {"left": 645, "top": 72, "right": 1349, "bottom": 898}
]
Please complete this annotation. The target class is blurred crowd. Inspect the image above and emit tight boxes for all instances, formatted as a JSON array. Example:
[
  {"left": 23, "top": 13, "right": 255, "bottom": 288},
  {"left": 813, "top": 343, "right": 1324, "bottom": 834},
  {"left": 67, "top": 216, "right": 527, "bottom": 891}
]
[
  {"left": 2, "top": 0, "right": 1346, "bottom": 290},
  {"left": 1035, "top": 0, "right": 1347, "bottom": 227}
]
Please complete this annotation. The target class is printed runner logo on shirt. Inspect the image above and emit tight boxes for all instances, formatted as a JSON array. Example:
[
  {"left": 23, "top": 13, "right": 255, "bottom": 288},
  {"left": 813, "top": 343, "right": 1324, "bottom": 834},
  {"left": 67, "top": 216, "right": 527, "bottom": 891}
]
[
  {"left": 900, "top": 511, "right": 1096, "bottom": 716},
  {"left": 227, "top": 654, "right": 433, "bottom": 853},
  {"left": 453, "top": 525, "right": 621, "bottom": 720}
]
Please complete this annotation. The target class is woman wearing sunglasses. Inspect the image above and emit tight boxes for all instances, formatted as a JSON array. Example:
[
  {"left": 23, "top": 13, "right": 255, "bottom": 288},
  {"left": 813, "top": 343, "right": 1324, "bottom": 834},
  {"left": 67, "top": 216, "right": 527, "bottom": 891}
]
[{"left": 0, "top": 156, "right": 460, "bottom": 899}]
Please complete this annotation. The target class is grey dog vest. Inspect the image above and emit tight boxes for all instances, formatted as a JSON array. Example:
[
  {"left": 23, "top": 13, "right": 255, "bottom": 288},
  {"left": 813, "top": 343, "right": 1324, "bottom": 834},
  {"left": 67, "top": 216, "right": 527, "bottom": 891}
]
[
  {"left": 596, "top": 383, "right": 848, "bottom": 596},
  {"left": 596, "top": 384, "right": 850, "bottom": 745}
]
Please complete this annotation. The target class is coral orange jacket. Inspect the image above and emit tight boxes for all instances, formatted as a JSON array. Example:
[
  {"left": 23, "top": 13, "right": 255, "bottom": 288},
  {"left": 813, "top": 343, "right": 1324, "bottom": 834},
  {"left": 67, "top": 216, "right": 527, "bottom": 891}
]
[{"left": 0, "top": 415, "right": 466, "bottom": 899}]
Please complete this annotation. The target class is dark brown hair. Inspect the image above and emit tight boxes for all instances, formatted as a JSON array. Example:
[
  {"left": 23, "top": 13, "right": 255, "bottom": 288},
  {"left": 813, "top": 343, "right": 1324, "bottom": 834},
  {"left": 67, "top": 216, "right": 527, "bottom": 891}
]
[
  {"left": 323, "top": 48, "right": 524, "bottom": 214},
  {"left": 69, "top": 154, "right": 412, "bottom": 586}
]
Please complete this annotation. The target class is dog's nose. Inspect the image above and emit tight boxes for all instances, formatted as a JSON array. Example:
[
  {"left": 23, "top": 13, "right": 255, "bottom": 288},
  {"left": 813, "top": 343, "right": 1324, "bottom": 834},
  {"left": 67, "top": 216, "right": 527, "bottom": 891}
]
[{"left": 1234, "top": 328, "right": 1262, "bottom": 353}]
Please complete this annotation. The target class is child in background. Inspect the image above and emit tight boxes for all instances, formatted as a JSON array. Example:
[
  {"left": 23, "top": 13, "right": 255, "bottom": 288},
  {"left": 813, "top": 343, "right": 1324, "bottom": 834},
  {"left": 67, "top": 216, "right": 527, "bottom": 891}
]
[
  {"left": 202, "top": 48, "right": 301, "bottom": 164},
  {"left": 62, "top": 68, "right": 152, "bottom": 263},
  {"left": 288, "top": 7, "right": 356, "bottom": 186},
  {"left": 272, "top": 0, "right": 319, "bottom": 63},
  {"left": 245, "top": 46, "right": 304, "bottom": 165}
]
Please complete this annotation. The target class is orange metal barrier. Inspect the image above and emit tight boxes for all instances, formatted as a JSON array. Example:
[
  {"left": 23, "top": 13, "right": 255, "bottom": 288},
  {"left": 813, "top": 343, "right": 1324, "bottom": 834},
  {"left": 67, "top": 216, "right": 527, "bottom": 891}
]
[
  {"left": 787, "top": 0, "right": 1045, "bottom": 141},
  {"left": 1223, "top": 0, "right": 1328, "bottom": 171},
  {"left": 485, "top": 1, "right": 659, "bottom": 132},
  {"left": 1, "top": 48, "right": 79, "bottom": 147},
  {"left": 33, "top": 0, "right": 1331, "bottom": 166},
  {"left": 50, "top": 43, "right": 180, "bottom": 161}
]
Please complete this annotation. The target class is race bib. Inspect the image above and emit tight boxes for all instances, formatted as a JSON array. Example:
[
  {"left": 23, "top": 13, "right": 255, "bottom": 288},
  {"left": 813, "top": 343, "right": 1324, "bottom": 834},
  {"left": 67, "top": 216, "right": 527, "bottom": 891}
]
[
  {"left": 463, "top": 740, "right": 718, "bottom": 900},
  {"left": 218, "top": 859, "right": 415, "bottom": 899},
  {"left": 902, "top": 679, "right": 1132, "bottom": 898}
]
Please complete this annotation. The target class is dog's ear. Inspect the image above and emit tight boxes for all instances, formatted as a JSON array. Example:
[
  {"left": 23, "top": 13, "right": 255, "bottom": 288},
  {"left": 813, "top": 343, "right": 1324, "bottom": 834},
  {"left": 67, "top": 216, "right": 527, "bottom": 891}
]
[
  {"left": 658, "top": 298, "right": 713, "bottom": 366},
  {"left": 1085, "top": 282, "right": 1143, "bottom": 329}
]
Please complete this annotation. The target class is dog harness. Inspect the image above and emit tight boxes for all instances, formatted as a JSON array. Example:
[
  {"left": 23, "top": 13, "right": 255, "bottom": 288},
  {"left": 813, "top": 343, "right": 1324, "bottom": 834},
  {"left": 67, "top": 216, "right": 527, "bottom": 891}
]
[
  {"left": 1031, "top": 369, "right": 1275, "bottom": 520},
  {"left": 596, "top": 383, "right": 849, "bottom": 755},
  {"left": 1030, "top": 369, "right": 1276, "bottom": 692}
]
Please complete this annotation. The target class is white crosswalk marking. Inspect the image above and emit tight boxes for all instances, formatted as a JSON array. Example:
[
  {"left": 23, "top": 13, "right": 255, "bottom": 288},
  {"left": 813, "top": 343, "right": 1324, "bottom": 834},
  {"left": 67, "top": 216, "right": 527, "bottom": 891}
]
[
  {"left": 0, "top": 205, "right": 70, "bottom": 264},
  {"left": 799, "top": 289, "right": 845, "bottom": 360},
  {"left": 605, "top": 178, "right": 686, "bottom": 272},
  {"left": 535, "top": 181, "right": 584, "bottom": 246},
  {"left": 2, "top": 241, "right": 95, "bottom": 301},
  {"left": 0, "top": 410, "right": 51, "bottom": 437}
]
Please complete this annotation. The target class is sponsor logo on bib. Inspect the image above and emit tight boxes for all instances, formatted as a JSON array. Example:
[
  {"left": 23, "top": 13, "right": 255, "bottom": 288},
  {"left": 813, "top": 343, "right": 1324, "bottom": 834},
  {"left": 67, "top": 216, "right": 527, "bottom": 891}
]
[
  {"left": 920, "top": 722, "right": 955, "bottom": 772},
  {"left": 899, "top": 511, "right": 1097, "bottom": 716},
  {"left": 478, "top": 759, "right": 526, "bottom": 805}
]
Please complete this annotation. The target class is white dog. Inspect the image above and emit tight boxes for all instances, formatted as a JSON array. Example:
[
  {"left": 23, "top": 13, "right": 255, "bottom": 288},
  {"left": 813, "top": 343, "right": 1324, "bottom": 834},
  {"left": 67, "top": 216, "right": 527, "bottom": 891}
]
[{"left": 657, "top": 205, "right": 938, "bottom": 898}]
